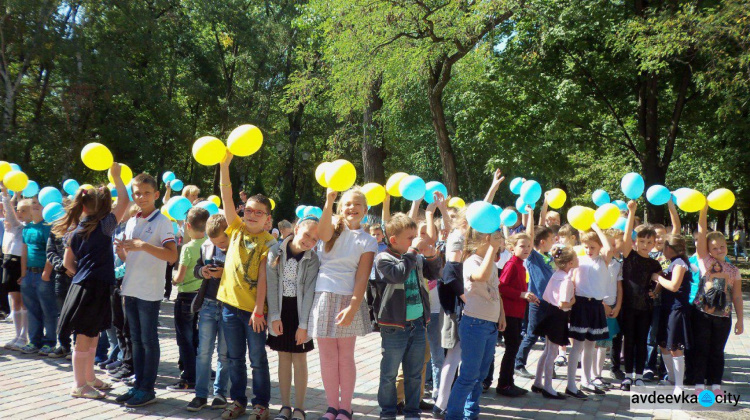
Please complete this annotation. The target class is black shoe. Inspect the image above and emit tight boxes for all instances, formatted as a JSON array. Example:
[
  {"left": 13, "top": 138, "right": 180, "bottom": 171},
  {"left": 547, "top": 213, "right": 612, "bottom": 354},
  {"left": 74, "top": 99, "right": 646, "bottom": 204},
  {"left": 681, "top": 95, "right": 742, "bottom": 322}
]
[
  {"left": 110, "top": 367, "right": 134, "bottom": 381},
  {"left": 565, "top": 388, "right": 588, "bottom": 400},
  {"left": 211, "top": 369, "right": 216, "bottom": 379},
  {"left": 620, "top": 378, "right": 632, "bottom": 391},
  {"left": 211, "top": 394, "right": 227, "bottom": 409},
  {"left": 187, "top": 397, "right": 208, "bottom": 412},
  {"left": 98, "top": 357, "right": 116, "bottom": 369},
  {"left": 581, "top": 385, "right": 606, "bottom": 395},
  {"left": 167, "top": 380, "right": 195, "bottom": 392},
  {"left": 396, "top": 401, "right": 404, "bottom": 415},
  {"left": 643, "top": 371, "right": 655, "bottom": 381},
  {"left": 419, "top": 399, "right": 434, "bottom": 411},
  {"left": 431, "top": 406, "right": 446, "bottom": 419},
  {"left": 542, "top": 389, "right": 566, "bottom": 400},
  {"left": 530, "top": 384, "right": 544, "bottom": 394},
  {"left": 610, "top": 367, "right": 625, "bottom": 381},
  {"left": 482, "top": 381, "right": 491, "bottom": 393},
  {"left": 515, "top": 367, "right": 535, "bottom": 379},
  {"left": 496, "top": 385, "right": 528, "bottom": 397}
]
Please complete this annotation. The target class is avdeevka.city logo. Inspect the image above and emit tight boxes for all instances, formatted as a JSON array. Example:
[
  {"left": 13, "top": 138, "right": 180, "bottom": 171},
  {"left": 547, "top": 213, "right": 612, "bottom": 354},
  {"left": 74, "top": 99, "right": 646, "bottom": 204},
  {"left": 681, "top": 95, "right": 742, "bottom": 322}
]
[
  {"left": 630, "top": 386, "right": 741, "bottom": 410},
  {"left": 699, "top": 390, "right": 716, "bottom": 407}
]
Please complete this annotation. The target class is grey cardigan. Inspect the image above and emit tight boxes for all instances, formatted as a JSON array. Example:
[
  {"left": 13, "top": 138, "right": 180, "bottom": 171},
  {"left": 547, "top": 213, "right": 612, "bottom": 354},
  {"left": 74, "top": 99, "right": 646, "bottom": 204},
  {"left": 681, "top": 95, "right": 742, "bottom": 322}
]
[{"left": 266, "top": 236, "right": 320, "bottom": 336}]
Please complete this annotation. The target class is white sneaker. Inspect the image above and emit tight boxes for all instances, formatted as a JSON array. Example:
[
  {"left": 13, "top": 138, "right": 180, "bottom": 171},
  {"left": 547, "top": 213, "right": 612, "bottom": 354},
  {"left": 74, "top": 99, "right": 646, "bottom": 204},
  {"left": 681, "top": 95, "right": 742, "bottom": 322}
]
[
  {"left": 11, "top": 338, "right": 28, "bottom": 351},
  {"left": 3, "top": 338, "right": 18, "bottom": 349}
]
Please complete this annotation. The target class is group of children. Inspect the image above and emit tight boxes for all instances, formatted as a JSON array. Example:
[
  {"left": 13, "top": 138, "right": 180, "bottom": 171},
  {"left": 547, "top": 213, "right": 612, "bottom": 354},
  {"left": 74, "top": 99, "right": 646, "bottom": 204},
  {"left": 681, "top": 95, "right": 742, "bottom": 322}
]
[{"left": 0, "top": 160, "right": 744, "bottom": 420}]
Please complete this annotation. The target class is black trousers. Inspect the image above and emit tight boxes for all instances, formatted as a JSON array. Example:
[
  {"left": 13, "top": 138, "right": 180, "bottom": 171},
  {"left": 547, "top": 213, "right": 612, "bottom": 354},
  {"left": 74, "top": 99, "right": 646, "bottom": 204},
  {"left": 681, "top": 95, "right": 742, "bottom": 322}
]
[
  {"left": 691, "top": 310, "right": 731, "bottom": 386},
  {"left": 164, "top": 263, "right": 174, "bottom": 299},
  {"left": 611, "top": 311, "right": 624, "bottom": 370},
  {"left": 111, "top": 282, "right": 133, "bottom": 367},
  {"left": 621, "top": 307, "right": 651, "bottom": 375},
  {"left": 498, "top": 316, "right": 522, "bottom": 389}
]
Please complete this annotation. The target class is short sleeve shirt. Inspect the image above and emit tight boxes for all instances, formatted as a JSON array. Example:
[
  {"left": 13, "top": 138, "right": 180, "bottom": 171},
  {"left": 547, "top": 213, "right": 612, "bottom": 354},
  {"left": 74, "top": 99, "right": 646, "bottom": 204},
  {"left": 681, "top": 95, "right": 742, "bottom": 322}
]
[
  {"left": 22, "top": 221, "right": 52, "bottom": 268},
  {"left": 543, "top": 269, "right": 575, "bottom": 311},
  {"left": 178, "top": 236, "right": 206, "bottom": 293},
  {"left": 315, "top": 225, "right": 378, "bottom": 295},
  {"left": 622, "top": 251, "right": 662, "bottom": 311},
  {"left": 694, "top": 256, "right": 739, "bottom": 317},
  {"left": 121, "top": 209, "right": 176, "bottom": 301},
  {"left": 69, "top": 213, "right": 118, "bottom": 286}
]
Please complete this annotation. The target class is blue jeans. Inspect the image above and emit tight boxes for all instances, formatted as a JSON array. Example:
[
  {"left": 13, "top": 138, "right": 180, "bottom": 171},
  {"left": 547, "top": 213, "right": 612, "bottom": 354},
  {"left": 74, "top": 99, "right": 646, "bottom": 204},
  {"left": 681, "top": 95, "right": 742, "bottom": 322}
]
[
  {"left": 378, "top": 318, "right": 426, "bottom": 419},
  {"left": 222, "top": 304, "right": 270, "bottom": 407},
  {"left": 21, "top": 271, "right": 58, "bottom": 347},
  {"left": 174, "top": 292, "right": 198, "bottom": 383},
  {"left": 446, "top": 316, "right": 497, "bottom": 420},
  {"left": 515, "top": 302, "right": 540, "bottom": 369},
  {"left": 195, "top": 299, "right": 229, "bottom": 399},
  {"left": 124, "top": 296, "right": 161, "bottom": 393},
  {"left": 427, "top": 312, "right": 445, "bottom": 399}
]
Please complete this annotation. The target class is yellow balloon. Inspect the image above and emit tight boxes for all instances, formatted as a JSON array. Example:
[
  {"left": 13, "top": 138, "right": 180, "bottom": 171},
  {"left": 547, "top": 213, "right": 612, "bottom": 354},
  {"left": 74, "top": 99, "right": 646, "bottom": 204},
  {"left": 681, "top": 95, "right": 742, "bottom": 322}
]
[
  {"left": 81, "top": 143, "right": 114, "bottom": 171},
  {"left": 547, "top": 188, "right": 567, "bottom": 209},
  {"left": 161, "top": 206, "right": 176, "bottom": 221},
  {"left": 448, "top": 197, "right": 466, "bottom": 208},
  {"left": 386, "top": 172, "right": 408, "bottom": 197},
  {"left": 677, "top": 189, "right": 706, "bottom": 213},
  {"left": 707, "top": 188, "right": 735, "bottom": 211},
  {"left": 594, "top": 203, "right": 620, "bottom": 229},
  {"left": 3, "top": 170, "right": 28, "bottom": 192},
  {"left": 325, "top": 159, "right": 357, "bottom": 192},
  {"left": 192, "top": 136, "right": 226, "bottom": 166},
  {"left": 0, "top": 161, "right": 11, "bottom": 179},
  {"left": 567, "top": 206, "right": 595, "bottom": 231},
  {"left": 362, "top": 183, "right": 386, "bottom": 206},
  {"left": 269, "top": 198, "right": 276, "bottom": 210},
  {"left": 107, "top": 164, "right": 133, "bottom": 185},
  {"left": 315, "top": 162, "right": 330, "bottom": 188},
  {"left": 79, "top": 184, "right": 95, "bottom": 192},
  {"left": 208, "top": 195, "right": 221, "bottom": 208},
  {"left": 227, "top": 124, "right": 263, "bottom": 156}
]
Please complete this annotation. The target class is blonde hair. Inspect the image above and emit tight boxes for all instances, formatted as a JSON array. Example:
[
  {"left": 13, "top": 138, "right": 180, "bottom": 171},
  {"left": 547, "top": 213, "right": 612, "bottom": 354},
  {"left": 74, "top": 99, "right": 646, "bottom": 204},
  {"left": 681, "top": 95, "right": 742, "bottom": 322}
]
[
  {"left": 706, "top": 231, "right": 727, "bottom": 246},
  {"left": 17, "top": 199, "right": 33, "bottom": 210},
  {"left": 580, "top": 230, "right": 603, "bottom": 246},
  {"left": 206, "top": 214, "right": 228, "bottom": 238},
  {"left": 462, "top": 227, "right": 490, "bottom": 259},
  {"left": 507, "top": 232, "right": 531, "bottom": 248},
  {"left": 558, "top": 224, "right": 579, "bottom": 246},
  {"left": 385, "top": 213, "right": 418, "bottom": 239},
  {"left": 325, "top": 187, "right": 367, "bottom": 253},
  {"left": 551, "top": 245, "right": 577, "bottom": 269},
  {"left": 182, "top": 185, "right": 200, "bottom": 198}
]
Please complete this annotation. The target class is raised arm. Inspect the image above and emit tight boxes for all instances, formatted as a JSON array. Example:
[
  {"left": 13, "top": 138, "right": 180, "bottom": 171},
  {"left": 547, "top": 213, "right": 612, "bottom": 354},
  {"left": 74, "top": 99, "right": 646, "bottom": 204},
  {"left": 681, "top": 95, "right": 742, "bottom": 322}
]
[
  {"left": 162, "top": 184, "right": 172, "bottom": 204},
  {"left": 408, "top": 198, "right": 422, "bottom": 221},
  {"left": 696, "top": 203, "right": 708, "bottom": 259},
  {"left": 538, "top": 192, "right": 549, "bottom": 226},
  {"left": 219, "top": 151, "right": 238, "bottom": 226},
  {"left": 381, "top": 193, "right": 391, "bottom": 223},
  {"left": 471, "top": 237, "right": 501, "bottom": 282},
  {"left": 623, "top": 200, "right": 637, "bottom": 258},
  {"left": 0, "top": 184, "right": 20, "bottom": 228},
  {"left": 110, "top": 163, "right": 130, "bottom": 223},
  {"left": 667, "top": 199, "right": 681, "bottom": 235},
  {"left": 424, "top": 200, "right": 437, "bottom": 244},
  {"left": 483, "top": 169, "right": 505, "bottom": 203},
  {"left": 318, "top": 188, "right": 338, "bottom": 243},
  {"left": 592, "top": 222, "right": 613, "bottom": 262},
  {"left": 526, "top": 205, "right": 535, "bottom": 243}
]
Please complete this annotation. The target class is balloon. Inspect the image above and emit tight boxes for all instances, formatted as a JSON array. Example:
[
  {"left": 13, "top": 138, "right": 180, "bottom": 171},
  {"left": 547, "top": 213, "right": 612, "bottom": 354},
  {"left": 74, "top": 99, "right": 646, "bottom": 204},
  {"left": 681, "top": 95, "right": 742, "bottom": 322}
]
[
  {"left": 162, "top": 171, "right": 175, "bottom": 184},
  {"left": 424, "top": 181, "right": 447, "bottom": 204},
  {"left": 269, "top": 198, "right": 276, "bottom": 210},
  {"left": 108, "top": 164, "right": 133, "bottom": 185},
  {"left": 227, "top": 124, "right": 263, "bottom": 156},
  {"left": 196, "top": 200, "right": 219, "bottom": 215},
  {"left": 520, "top": 180, "right": 542, "bottom": 204},
  {"left": 646, "top": 185, "right": 671, "bottom": 206},
  {"left": 362, "top": 183, "right": 386, "bottom": 206},
  {"left": 325, "top": 159, "right": 357, "bottom": 192},
  {"left": 9, "top": 163, "right": 21, "bottom": 172},
  {"left": 592, "top": 189, "right": 611, "bottom": 207},
  {"left": 707, "top": 188, "right": 735, "bottom": 211},
  {"left": 448, "top": 197, "right": 465, "bottom": 208},
  {"left": 207, "top": 195, "right": 221, "bottom": 208},
  {"left": 547, "top": 188, "right": 567, "bottom": 209},
  {"left": 22, "top": 181, "right": 39, "bottom": 197},
  {"left": 304, "top": 206, "right": 323, "bottom": 218},
  {"left": 671, "top": 188, "right": 691, "bottom": 205},
  {"left": 594, "top": 203, "right": 620, "bottom": 229},
  {"left": 621, "top": 172, "right": 644, "bottom": 200},
  {"left": 42, "top": 202, "right": 65, "bottom": 223},
  {"left": 315, "top": 162, "right": 330, "bottom": 188},
  {"left": 81, "top": 142, "right": 114, "bottom": 171},
  {"left": 0, "top": 161, "right": 11, "bottom": 179},
  {"left": 466, "top": 201, "right": 501, "bottom": 234},
  {"left": 295, "top": 205, "right": 306, "bottom": 219},
  {"left": 39, "top": 187, "right": 63, "bottom": 207},
  {"left": 567, "top": 206, "right": 596, "bottom": 231},
  {"left": 612, "top": 200, "right": 627, "bottom": 211},
  {"left": 676, "top": 189, "right": 706, "bottom": 213},
  {"left": 3, "top": 171, "right": 28, "bottom": 192},
  {"left": 79, "top": 184, "right": 94, "bottom": 192},
  {"left": 398, "top": 175, "right": 426, "bottom": 201},
  {"left": 192, "top": 136, "right": 226, "bottom": 166},
  {"left": 386, "top": 172, "right": 408, "bottom": 197},
  {"left": 170, "top": 179, "right": 184, "bottom": 191},
  {"left": 161, "top": 206, "right": 176, "bottom": 222},
  {"left": 509, "top": 177, "right": 524, "bottom": 194},
  {"left": 500, "top": 208, "right": 518, "bottom": 227},
  {"left": 63, "top": 179, "right": 80, "bottom": 195},
  {"left": 516, "top": 196, "right": 535, "bottom": 215},
  {"left": 125, "top": 184, "right": 133, "bottom": 200},
  {"left": 110, "top": 186, "right": 118, "bottom": 198},
  {"left": 166, "top": 196, "right": 192, "bottom": 221}
]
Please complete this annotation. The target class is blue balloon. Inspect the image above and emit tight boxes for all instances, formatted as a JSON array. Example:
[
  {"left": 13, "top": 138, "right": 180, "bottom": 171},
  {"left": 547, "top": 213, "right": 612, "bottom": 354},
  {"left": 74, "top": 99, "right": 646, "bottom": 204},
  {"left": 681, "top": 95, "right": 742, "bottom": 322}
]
[
  {"left": 172, "top": 222, "right": 180, "bottom": 235},
  {"left": 592, "top": 189, "right": 611, "bottom": 206},
  {"left": 424, "top": 181, "right": 448, "bottom": 204},
  {"left": 363, "top": 215, "right": 368, "bottom": 224},
  {"left": 166, "top": 196, "right": 192, "bottom": 221},
  {"left": 63, "top": 179, "right": 80, "bottom": 195},
  {"left": 22, "top": 181, "right": 39, "bottom": 197},
  {"left": 612, "top": 199, "right": 627, "bottom": 211},
  {"left": 39, "top": 187, "right": 63, "bottom": 207},
  {"left": 196, "top": 200, "right": 219, "bottom": 215},
  {"left": 110, "top": 186, "right": 118, "bottom": 198},
  {"left": 613, "top": 217, "right": 627, "bottom": 231},
  {"left": 621, "top": 172, "right": 644, "bottom": 200},
  {"left": 516, "top": 196, "right": 535, "bottom": 215},
  {"left": 466, "top": 201, "right": 500, "bottom": 234},
  {"left": 399, "top": 175, "right": 426, "bottom": 201},
  {"left": 9, "top": 163, "right": 21, "bottom": 172},
  {"left": 295, "top": 205, "right": 306, "bottom": 219},
  {"left": 500, "top": 208, "right": 518, "bottom": 227},
  {"left": 170, "top": 179, "right": 184, "bottom": 192},
  {"left": 646, "top": 185, "right": 671, "bottom": 206},
  {"left": 311, "top": 207, "right": 323, "bottom": 218},
  {"left": 509, "top": 177, "right": 524, "bottom": 194},
  {"left": 304, "top": 206, "right": 323, "bottom": 218},
  {"left": 42, "top": 202, "right": 65, "bottom": 223},
  {"left": 125, "top": 184, "right": 133, "bottom": 200},
  {"left": 520, "top": 180, "right": 542, "bottom": 204},
  {"left": 162, "top": 171, "right": 175, "bottom": 184}
]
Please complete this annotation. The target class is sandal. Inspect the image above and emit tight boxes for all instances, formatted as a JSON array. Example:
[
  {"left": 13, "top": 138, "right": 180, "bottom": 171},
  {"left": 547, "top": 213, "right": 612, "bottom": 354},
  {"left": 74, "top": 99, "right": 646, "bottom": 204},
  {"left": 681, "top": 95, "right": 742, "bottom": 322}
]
[
  {"left": 88, "top": 378, "right": 114, "bottom": 390},
  {"left": 71, "top": 385, "right": 105, "bottom": 399},
  {"left": 291, "top": 408, "right": 307, "bottom": 420},
  {"left": 275, "top": 406, "right": 293, "bottom": 420},
  {"left": 554, "top": 355, "right": 567, "bottom": 366},
  {"left": 336, "top": 409, "right": 353, "bottom": 420},
  {"left": 318, "top": 407, "right": 338, "bottom": 420}
]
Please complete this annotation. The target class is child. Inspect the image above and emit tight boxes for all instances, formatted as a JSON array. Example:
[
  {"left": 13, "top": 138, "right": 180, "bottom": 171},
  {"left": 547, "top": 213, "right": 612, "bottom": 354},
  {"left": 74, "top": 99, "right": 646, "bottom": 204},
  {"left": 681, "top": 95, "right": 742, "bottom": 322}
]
[
  {"left": 444, "top": 227, "right": 506, "bottom": 420},
  {"left": 619, "top": 201, "right": 663, "bottom": 391},
  {"left": 45, "top": 229, "right": 73, "bottom": 358},
  {"left": 309, "top": 187, "right": 377, "bottom": 420},
  {"left": 278, "top": 220, "right": 294, "bottom": 240},
  {"left": 532, "top": 245, "right": 577, "bottom": 399},
  {"left": 108, "top": 205, "right": 137, "bottom": 381},
  {"left": 1, "top": 186, "right": 28, "bottom": 350},
  {"left": 186, "top": 214, "right": 231, "bottom": 412},
  {"left": 691, "top": 203, "right": 744, "bottom": 395},
  {"left": 114, "top": 173, "right": 178, "bottom": 407},
  {"left": 375, "top": 213, "right": 440, "bottom": 420},
  {"left": 55, "top": 163, "right": 130, "bottom": 399},
  {"left": 167, "top": 207, "right": 211, "bottom": 392},
  {"left": 565, "top": 224, "right": 612, "bottom": 399},
  {"left": 266, "top": 216, "right": 321, "bottom": 420},
  {"left": 590, "top": 230, "right": 623, "bottom": 387},
  {"left": 215, "top": 152, "right": 277, "bottom": 420}
]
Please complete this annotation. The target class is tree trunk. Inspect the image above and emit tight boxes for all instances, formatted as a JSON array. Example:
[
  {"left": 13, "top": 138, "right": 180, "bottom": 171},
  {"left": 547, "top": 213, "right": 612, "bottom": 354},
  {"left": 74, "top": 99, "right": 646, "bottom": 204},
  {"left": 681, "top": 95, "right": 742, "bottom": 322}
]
[
  {"left": 362, "top": 77, "right": 385, "bottom": 185},
  {"left": 427, "top": 88, "right": 459, "bottom": 196}
]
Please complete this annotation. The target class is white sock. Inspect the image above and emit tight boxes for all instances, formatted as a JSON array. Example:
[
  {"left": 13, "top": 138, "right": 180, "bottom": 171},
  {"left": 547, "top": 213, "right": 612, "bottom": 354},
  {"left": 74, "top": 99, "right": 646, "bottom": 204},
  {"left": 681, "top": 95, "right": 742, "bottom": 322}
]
[
  {"left": 581, "top": 340, "right": 595, "bottom": 387},
  {"left": 695, "top": 383, "right": 705, "bottom": 392},
  {"left": 19, "top": 310, "right": 28, "bottom": 341},
  {"left": 567, "top": 340, "right": 584, "bottom": 392},
  {"left": 12, "top": 310, "right": 23, "bottom": 339},
  {"left": 661, "top": 352, "right": 674, "bottom": 381},
  {"left": 673, "top": 356, "right": 684, "bottom": 391},
  {"left": 594, "top": 347, "right": 606, "bottom": 378},
  {"left": 712, "top": 384, "right": 721, "bottom": 391}
]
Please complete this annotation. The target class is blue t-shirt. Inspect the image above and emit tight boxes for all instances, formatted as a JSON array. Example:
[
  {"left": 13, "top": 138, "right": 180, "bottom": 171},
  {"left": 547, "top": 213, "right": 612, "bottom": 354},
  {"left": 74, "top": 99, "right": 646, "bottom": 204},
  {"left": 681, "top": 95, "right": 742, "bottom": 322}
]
[
  {"left": 22, "top": 221, "right": 52, "bottom": 268},
  {"left": 526, "top": 249, "right": 554, "bottom": 298}
]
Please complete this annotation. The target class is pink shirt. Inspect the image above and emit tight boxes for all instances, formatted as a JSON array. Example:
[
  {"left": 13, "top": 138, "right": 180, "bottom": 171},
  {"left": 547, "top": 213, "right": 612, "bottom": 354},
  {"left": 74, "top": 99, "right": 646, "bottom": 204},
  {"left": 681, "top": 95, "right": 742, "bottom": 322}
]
[{"left": 543, "top": 269, "right": 575, "bottom": 311}]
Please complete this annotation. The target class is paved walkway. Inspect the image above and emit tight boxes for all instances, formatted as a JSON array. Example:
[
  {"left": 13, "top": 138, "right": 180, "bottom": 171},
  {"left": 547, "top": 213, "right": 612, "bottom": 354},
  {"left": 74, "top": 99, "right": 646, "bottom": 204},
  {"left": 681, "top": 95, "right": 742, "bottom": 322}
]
[{"left": 2, "top": 291, "right": 750, "bottom": 419}]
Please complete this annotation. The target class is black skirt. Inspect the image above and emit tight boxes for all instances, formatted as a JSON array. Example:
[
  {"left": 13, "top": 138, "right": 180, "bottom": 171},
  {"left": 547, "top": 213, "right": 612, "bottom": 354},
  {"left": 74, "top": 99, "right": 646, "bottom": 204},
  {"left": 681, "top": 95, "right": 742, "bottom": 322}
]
[
  {"left": 568, "top": 296, "right": 609, "bottom": 341},
  {"left": 267, "top": 296, "right": 314, "bottom": 353},
  {"left": 57, "top": 278, "right": 112, "bottom": 338},
  {"left": 657, "top": 305, "right": 692, "bottom": 351},
  {"left": 534, "top": 300, "right": 570, "bottom": 347}
]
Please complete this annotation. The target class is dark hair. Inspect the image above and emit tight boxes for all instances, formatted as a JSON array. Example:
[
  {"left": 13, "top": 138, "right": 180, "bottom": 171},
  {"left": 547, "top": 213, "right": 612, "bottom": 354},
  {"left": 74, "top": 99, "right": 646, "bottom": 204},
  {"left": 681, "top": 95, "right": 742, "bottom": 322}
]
[
  {"left": 385, "top": 213, "right": 418, "bottom": 239},
  {"left": 635, "top": 224, "right": 657, "bottom": 239},
  {"left": 53, "top": 186, "right": 112, "bottom": 239},
  {"left": 186, "top": 207, "right": 210, "bottom": 232},
  {"left": 132, "top": 173, "right": 157, "bottom": 190},
  {"left": 548, "top": 224, "right": 561, "bottom": 235},
  {"left": 533, "top": 225, "right": 553, "bottom": 247},
  {"left": 247, "top": 194, "right": 272, "bottom": 214}
]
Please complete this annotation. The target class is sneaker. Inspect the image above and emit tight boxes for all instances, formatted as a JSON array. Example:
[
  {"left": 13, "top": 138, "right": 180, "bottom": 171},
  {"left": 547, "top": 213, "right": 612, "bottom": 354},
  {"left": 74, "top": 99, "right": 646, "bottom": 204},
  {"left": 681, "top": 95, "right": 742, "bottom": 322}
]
[
  {"left": 515, "top": 367, "right": 535, "bottom": 379},
  {"left": 634, "top": 378, "right": 646, "bottom": 387},
  {"left": 167, "top": 380, "right": 195, "bottom": 392},
  {"left": 431, "top": 406, "right": 446, "bottom": 419},
  {"left": 98, "top": 357, "right": 116, "bottom": 369},
  {"left": 115, "top": 387, "right": 138, "bottom": 404},
  {"left": 620, "top": 377, "right": 632, "bottom": 391},
  {"left": 643, "top": 370, "right": 655, "bottom": 381},
  {"left": 221, "top": 401, "right": 247, "bottom": 419},
  {"left": 123, "top": 377, "right": 136, "bottom": 386},
  {"left": 496, "top": 385, "right": 528, "bottom": 397},
  {"left": 11, "top": 338, "right": 27, "bottom": 351},
  {"left": 48, "top": 346, "right": 70, "bottom": 359},
  {"left": 19, "top": 343, "right": 39, "bottom": 354},
  {"left": 187, "top": 397, "right": 208, "bottom": 412},
  {"left": 248, "top": 404, "right": 270, "bottom": 420},
  {"left": 110, "top": 366, "right": 134, "bottom": 381},
  {"left": 565, "top": 388, "right": 588, "bottom": 400},
  {"left": 3, "top": 338, "right": 18, "bottom": 350},
  {"left": 106, "top": 360, "right": 122, "bottom": 371},
  {"left": 38, "top": 345, "right": 54, "bottom": 356},
  {"left": 211, "top": 394, "right": 227, "bottom": 409},
  {"left": 610, "top": 367, "right": 625, "bottom": 380},
  {"left": 124, "top": 390, "right": 157, "bottom": 407}
]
